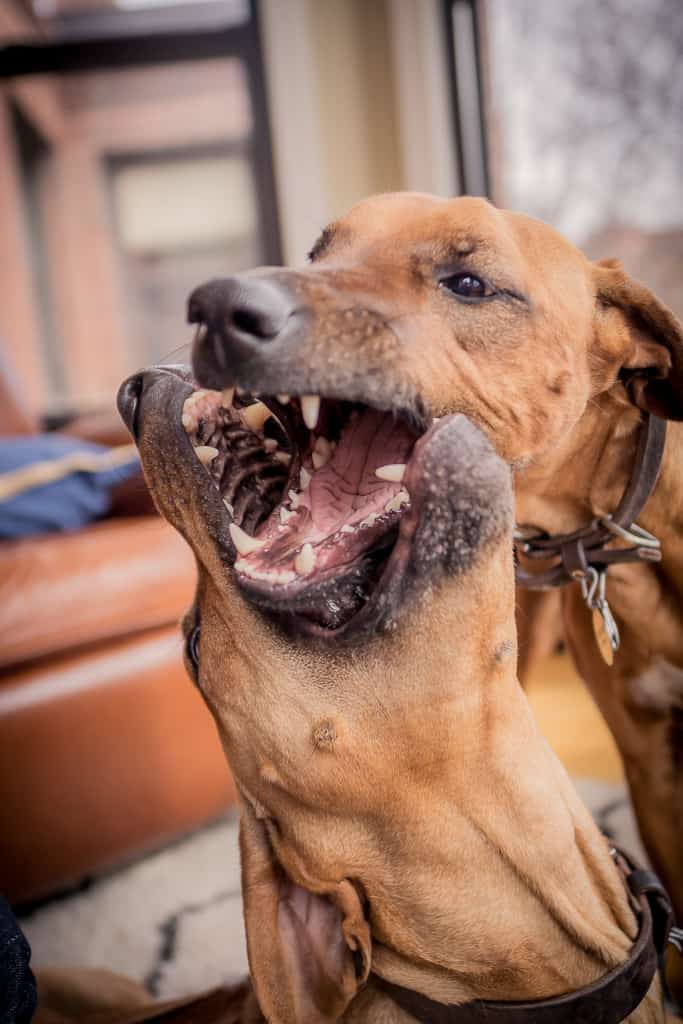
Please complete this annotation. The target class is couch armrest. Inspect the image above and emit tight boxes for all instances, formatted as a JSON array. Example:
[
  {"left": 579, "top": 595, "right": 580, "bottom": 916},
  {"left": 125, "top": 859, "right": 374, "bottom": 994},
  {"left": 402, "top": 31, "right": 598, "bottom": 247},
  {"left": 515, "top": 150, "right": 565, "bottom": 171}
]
[
  {"left": 58, "top": 408, "right": 135, "bottom": 449},
  {"left": 0, "top": 627, "right": 236, "bottom": 903},
  {"left": 0, "top": 517, "right": 195, "bottom": 670}
]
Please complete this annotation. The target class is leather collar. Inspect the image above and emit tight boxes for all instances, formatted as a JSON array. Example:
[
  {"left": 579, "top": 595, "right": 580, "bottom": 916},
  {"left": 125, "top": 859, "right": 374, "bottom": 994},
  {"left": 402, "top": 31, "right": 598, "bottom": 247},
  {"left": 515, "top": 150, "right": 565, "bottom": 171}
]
[
  {"left": 371, "top": 846, "right": 674, "bottom": 1023},
  {"left": 514, "top": 413, "right": 666, "bottom": 591}
]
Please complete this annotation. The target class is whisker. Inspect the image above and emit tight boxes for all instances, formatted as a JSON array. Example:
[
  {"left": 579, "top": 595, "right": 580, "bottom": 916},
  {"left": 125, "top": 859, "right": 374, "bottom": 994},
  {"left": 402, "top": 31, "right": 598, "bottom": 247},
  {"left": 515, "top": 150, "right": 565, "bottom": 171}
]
[{"left": 157, "top": 342, "right": 192, "bottom": 363}]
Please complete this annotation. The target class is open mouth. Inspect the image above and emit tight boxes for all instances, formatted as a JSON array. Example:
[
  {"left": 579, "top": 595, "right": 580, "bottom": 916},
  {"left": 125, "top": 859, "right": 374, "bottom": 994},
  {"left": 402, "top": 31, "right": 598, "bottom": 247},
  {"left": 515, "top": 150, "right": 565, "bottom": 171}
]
[{"left": 181, "top": 383, "right": 427, "bottom": 637}]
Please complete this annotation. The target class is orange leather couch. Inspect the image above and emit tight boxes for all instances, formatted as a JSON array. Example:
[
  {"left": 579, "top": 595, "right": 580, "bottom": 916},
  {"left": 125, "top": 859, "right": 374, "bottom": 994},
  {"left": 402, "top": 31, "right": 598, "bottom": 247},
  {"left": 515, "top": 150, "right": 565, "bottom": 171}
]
[{"left": 0, "top": 356, "right": 236, "bottom": 905}]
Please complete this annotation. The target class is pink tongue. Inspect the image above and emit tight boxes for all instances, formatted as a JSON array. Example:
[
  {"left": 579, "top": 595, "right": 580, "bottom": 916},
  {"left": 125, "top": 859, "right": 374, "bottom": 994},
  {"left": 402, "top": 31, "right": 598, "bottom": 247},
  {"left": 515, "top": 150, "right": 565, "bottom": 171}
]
[{"left": 307, "top": 408, "right": 415, "bottom": 533}]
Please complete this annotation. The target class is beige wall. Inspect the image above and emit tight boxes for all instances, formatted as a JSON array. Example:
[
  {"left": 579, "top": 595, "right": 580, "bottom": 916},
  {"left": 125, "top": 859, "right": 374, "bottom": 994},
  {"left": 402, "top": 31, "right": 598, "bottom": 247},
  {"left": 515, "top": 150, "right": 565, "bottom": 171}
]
[
  {"left": 0, "top": 96, "right": 48, "bottom": 411},
  {"left": 260, "top": 0, "right": 457, "bottom": 263},
  {"left": 307, "top": 0, "right": 403, "bottom": 219}
]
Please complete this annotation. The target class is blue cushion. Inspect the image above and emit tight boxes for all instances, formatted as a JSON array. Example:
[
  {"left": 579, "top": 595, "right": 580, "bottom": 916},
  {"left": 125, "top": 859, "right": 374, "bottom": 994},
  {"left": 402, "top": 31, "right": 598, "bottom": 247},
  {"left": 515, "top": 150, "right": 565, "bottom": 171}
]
[{"left": 0, "top": 435, "right": 140, "bottom": 540}]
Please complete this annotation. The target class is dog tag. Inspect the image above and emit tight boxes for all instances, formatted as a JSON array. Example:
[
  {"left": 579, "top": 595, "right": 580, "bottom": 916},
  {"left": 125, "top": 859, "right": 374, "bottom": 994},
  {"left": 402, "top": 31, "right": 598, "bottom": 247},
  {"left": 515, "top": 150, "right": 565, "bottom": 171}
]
[{"left": 592, "top": 600, "right": 620, "bottom": 666}]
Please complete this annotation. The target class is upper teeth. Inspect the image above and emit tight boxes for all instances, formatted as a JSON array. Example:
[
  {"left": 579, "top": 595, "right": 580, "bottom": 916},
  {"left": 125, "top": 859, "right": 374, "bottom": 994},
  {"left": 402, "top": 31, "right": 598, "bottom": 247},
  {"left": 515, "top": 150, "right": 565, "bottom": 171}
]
[
  {"left": 222, "top": 388, "right": 235, "bottom": 407},
  {"left": 301, "top": 395, "right": 321, "bottom": 430},
  {"left": 229, "top": 523, "right": 264, "bottom": 556},
  {"left": 241, "top": 401, "right": 271, "bottom": 432},
  {"left": 375, "top": 464, "right": 406, "bottom": 483},
  {"left": 195, "top": 445, "right": 218, "bottom": 465}
]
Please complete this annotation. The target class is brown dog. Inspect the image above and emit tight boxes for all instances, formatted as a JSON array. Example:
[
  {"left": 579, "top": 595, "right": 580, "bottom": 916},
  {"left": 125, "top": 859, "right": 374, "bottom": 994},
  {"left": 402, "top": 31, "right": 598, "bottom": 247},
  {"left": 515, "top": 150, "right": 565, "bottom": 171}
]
[
  {"left": 118, "top": 360, "right": 667, "bottom": 1020},
  {"left": 175, "top": 193, "right": 683, "bottom": 988}
]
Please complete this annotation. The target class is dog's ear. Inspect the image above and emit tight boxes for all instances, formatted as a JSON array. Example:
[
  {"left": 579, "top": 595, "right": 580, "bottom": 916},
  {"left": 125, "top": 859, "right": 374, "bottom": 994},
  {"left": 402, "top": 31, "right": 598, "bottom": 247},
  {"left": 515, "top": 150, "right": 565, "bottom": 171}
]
[
  {"left": 593, "top": 259, "right": 683, "bottom": 419},
  {"left": 239, "top": 803, "right": 371, "bottom": 1023}
]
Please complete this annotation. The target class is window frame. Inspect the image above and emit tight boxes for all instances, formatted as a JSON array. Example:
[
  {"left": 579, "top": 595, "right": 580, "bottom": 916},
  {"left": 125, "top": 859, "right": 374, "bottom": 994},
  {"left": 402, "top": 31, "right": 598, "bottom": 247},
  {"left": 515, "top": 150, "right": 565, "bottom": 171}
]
[
  {"left": 441, "top": 0, "right": 490, "bottom": 198},
  {"left": 0, "top": 0, "right": 282, "bottom": 265}
]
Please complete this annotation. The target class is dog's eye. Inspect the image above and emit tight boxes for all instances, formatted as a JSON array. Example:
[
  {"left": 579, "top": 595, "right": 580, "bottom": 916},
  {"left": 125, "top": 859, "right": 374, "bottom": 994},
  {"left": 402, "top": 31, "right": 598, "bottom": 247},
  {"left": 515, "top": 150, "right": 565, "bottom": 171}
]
[
  {"left": 440, "top": 273, "right": 494, "bottom": 300},
  {"left": 185, "top": 625, "right": 201, "bottom": 678}
]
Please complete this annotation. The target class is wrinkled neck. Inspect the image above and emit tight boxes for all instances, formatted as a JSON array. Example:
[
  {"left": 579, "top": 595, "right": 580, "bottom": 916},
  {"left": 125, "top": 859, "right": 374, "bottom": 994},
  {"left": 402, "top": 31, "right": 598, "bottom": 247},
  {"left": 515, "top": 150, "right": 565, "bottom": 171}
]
[
  {"left": 514, "top": 391, "right": 640, "bottom": 534},
  {"left": 355, "top": 664, "right": 639, "bottom": 1008}
]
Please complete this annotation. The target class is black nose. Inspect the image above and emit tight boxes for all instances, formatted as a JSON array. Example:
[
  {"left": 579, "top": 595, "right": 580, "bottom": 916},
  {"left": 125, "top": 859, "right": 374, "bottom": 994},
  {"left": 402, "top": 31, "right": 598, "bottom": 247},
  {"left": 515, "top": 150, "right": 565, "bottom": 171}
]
[
  {"left": 117, "top": 372, "right": 144, "bottom": 437},
  {"left": 188, "top": 275, "right": 297, "bottom": 387}
]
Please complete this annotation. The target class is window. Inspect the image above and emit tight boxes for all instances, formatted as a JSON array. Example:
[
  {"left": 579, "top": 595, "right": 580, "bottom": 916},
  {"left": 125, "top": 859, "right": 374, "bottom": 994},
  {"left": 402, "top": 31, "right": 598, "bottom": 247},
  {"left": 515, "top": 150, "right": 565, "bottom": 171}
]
[
  {"left": 0, "top": 0, "right": 279, "bottom": 415},
  {"left": 483, "top": 0, "right": 682, "bottom": 318}
]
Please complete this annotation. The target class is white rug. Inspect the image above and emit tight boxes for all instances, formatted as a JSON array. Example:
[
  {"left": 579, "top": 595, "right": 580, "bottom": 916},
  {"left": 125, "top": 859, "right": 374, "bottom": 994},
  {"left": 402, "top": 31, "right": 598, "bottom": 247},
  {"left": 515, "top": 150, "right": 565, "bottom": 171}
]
[{"left": 18, "top": 781, "right": 645, "bottom": 1001}]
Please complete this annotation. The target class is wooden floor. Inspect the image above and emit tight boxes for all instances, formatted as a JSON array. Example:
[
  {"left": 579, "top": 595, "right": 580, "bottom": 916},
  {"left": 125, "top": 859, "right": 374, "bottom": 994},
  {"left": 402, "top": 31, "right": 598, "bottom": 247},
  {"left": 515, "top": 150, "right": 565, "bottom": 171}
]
[{"left": 525, "top": 653, "right": 624, "bottom": 783}]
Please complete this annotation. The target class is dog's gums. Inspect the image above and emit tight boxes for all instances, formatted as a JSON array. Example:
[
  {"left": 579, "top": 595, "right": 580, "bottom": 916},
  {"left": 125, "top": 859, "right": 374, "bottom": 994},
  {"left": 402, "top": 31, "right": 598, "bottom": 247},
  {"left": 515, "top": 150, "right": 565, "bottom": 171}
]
[{"left": 181, "top": 381, "right": 421, "bottom": 630}]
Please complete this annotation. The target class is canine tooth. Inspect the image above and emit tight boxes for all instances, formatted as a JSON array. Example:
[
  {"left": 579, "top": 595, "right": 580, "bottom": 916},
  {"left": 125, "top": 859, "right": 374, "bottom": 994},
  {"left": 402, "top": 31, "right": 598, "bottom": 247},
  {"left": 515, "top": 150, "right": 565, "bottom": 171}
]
[
  {"left": 301, "top": 395, "right": 320, "bottom": 430},
  {"left": 222, "top": 388, "right": 235, "bottom": 407},
  {"left": 229, "top": 523, "right": 264, "bottom": 556},
  {"left": 277, "top": 394, "right": 290, "bottom": 405},
  {"left": 375, "top": 464, "right": 406, "bottom": 483},
  {"left": 288, "top": 489, "right": 302, "bottom": 508},
  {"left": 300, "top": 467, "right": 311, "bottom": 490},
  {"left": 294, "top": 543, "right": 315, "bottom": 575},
  {"left": 195, "top": 445, "right": 219, "bottom": 465},
  {"left": 274, "top": 451, "right": 292, "bottom": 466},
  {"left": 241, "top": 401, "right": 271, "bottom": 432},
  {"left": 224, "top": 500, "right": 234, "bottom": 516},
  {"left": 280, "top": 507, "right": 296, "bottom": 524},
  {"left": 263, "top": 438, "right": 278, "bottom": 452}
]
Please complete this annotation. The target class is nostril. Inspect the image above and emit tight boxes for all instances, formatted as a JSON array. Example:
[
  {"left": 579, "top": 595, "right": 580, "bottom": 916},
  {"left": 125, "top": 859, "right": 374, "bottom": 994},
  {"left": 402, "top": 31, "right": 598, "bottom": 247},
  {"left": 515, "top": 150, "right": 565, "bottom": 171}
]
[{"left": 232, "top": 305, "right": 275, "bottom": 338}]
